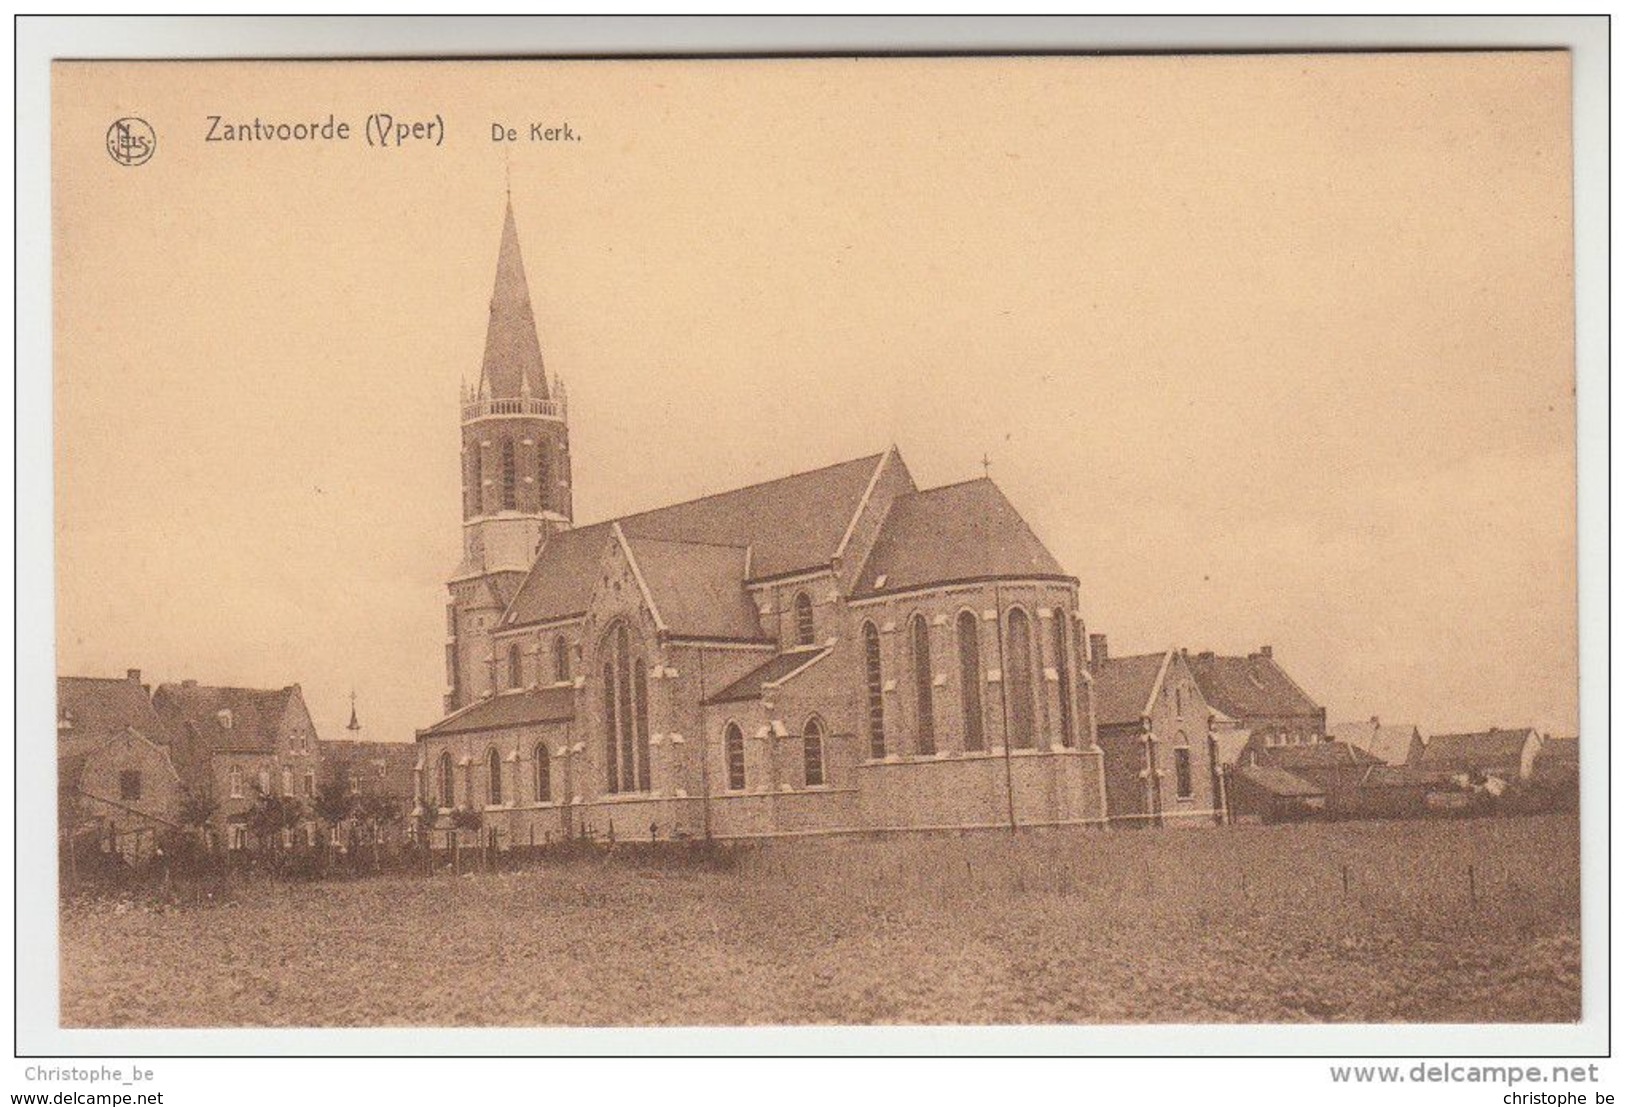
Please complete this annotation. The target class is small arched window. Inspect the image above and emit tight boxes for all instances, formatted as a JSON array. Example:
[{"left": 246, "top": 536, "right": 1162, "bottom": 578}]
[
  {"left": 533, "top": 742, "right": 551, "bottom": 803},
  {"left": 537, "top": 447, "right": 552, "bottom": 514},
  {"left": 803, "top": 716, "right": 826, "bottom": 787},
  {"left": 1005, "top": 608, "right": 1037, "bottom": 749},
  {"left": 507, "top": 642, "right": 523, "bottom": 690},
  {"left": 501, "top": 439, "right": 517, "bottom": 510},
  {"left": 910, "top": 614, "right": 935, "bottom": 755},
  {"left": 725, "top": 722, "right": 746, "bottom": 792},
  {"left": 487, "top": 747, "right": 503, "bottom": 806},
  {"left": 437, "top": 751, "right": 454, "bottom": 809},
  {"left": 793, "top": 591, "right": 815, "bottom": 646},
  {"left": 553, "top": 635, "right": 569, "bottom": 683},
  {"left": 957, "top": 610, "right": 985, "bottom": 751},
  {"left": 863, "top": 621, "right": 885, "bottom": 759},
  {"left": 469, "top": 447, "right": 483, "bottom": 516}
]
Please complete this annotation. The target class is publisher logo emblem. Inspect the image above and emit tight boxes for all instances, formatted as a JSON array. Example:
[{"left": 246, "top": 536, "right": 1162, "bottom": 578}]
[{"left": 106, "top": 117, "right": 156, "bottom": 166}]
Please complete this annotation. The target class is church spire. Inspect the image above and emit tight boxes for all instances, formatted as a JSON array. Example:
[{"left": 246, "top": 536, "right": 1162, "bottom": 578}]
[
  {"left": 478, "top": 195, "right": 549, "bottom": 401},
  {"left": 347, "top": 689, "right": 361, "bottom": 733}
]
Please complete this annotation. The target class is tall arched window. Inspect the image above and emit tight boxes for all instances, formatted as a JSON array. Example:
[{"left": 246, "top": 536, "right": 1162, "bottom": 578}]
[
  {"left": 487, "top": 747, "right": 503, "bottom": 806},
  {"left": 1005, "top": 608, "right": 1037, "bottom": 749},
  {"left": 725, "top": 722, "right": 746, "bottom": 791},
  {"left": 633, "top": 661, "right": 651, "bottom": 793},
  {"left": 507, "top": 642, "right": 523, "bottom": 689},
  {"left": 537, "top": 448, "right": 552, "bottom": 514},
  {"left": 500, "top": 439, "right": 517, "bottom": 510},
  {"left": 602, "top": 658, "right": 619, "bottom": 792},
  {"left": 533, "top": 742, "right": 551, "bottom": 802},
  {"left": 862, "top": 621, "right": 885, "bottom": 759},
  {"left": 468, "top": 448, "right": 482, "bottom": 516},
  {"left": 957, "top": 611, "right": 985, "bottom": 751},
  {"left": 1173, "top": 734, "right": 1193, "bottom": 799},
  {"left": 803, "top": 716, "right": 826, "bottom": 787},
  {"left": 910, "top": 614, "right": 935, "bottom": 755},
  {"left": 615, "top": 625, "right": 636, "bottom": 791},
  {"left": 553, "top": 635, "right": 569, "bottom": 683},
  {"left": 437, "top": 751, "right": 454, "bottom": 809},
  {"left": 601, "top": 621, "right": 650, "bottom": 794},
  {"left": 1052, "top": 614, "right": 1076, "bottom": 748},
  {"left": 793, "top": 591, "right": 815, "bottom": 646}
]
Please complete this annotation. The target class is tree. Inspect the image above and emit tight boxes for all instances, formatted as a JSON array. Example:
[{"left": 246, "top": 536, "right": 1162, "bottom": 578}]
[
  {"left": 244, "top": 787, "right": 306, "bottom": 855},
  {"left": 412, "top": 797, "right": 441, "bottom": 847},
  {"left": 313, "top": 779, "right": 357, "bottom": 838}
]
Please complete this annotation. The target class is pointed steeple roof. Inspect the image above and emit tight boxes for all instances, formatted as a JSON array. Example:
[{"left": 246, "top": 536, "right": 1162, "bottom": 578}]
[
  {"left": 479, "top": 197, "right": 549, "bottom": 400},
  {"left": 347, "top": 690, "right": 361, "bottom": 733}
]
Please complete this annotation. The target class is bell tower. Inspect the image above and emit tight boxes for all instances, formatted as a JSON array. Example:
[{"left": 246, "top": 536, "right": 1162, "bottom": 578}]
[{"left": 444, "top": 196, "right": 573, "bottom": 713}]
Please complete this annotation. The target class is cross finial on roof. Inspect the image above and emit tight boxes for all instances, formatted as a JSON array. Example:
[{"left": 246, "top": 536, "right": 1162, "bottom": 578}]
[
  {"left": 981, "top": 453, "right": 992, "bottom": 478},
  {"left": 347, "top": 689, "right": 361, "bottom": 732}
]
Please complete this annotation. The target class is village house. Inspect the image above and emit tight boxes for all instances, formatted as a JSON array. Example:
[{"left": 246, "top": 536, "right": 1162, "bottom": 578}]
[
  {"left": 1531, "top": 734, "right": 1579, "bottom": 787},
  {"left": 1089, "top": 644, "right": 1219, "bottom": 828},
  {"left": 318, "top": 698, "right": 418, "bottom": 845},
  {"left": 151, "top": 680, "right": 324, "bottom": 850},
  {"left": 1190, "top": 646, "right": 1327, "bottom": 761},
  {"left": 1327, "top": 717, "right": 1425, "bottom": 766},
  {"left": 57, "top": 670, "right": 184, "bottom": 862},
  {"left": 1246, "top": 740, "right": 1383, "bottom": 818},
  {"left": 417, "top": 199, "right": 1106, "bottom": 843},
  {"left": 1226, "top": 763, "right": 1327, "bottom": 824},
  {"left": 1415, "top": 726, "right": 1544, "bottom": 785}
]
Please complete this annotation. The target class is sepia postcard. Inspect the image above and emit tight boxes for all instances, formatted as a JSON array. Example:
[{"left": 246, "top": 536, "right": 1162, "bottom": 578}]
[{"left": 30, "top": 28, "right": 1603, "bottom": 1063}]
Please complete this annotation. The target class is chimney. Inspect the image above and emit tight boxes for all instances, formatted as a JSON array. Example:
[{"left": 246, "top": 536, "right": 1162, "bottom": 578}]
[
  {"left": 1088, "top": 633, "right": 1108, "bottom": 667},
  {"left": 126, "top": 668, "right": 141, "bottom": 684},
  {"left": 182, "top": 679, "right": 197, "bottom": 687},
  {"left": 1260, "top": 645, "right": 1273, "bottom": 659}
]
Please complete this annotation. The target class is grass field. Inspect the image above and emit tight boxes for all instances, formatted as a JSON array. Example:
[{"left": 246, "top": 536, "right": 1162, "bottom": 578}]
[{"left": 59, "top": 813, "right": 1580, "bottom": 1026}]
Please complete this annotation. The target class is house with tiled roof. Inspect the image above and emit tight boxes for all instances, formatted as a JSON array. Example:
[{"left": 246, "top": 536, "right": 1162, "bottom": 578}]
[
  {"left": 1088, "top": 642, "right": 1218, "bottom": 828},
  {"left": 418, "top": 200, "right": 1105, "bottom": 842},
  {"left": 1187, "top": 646, "right": 1327, "bottom": 766},
  {"left": 1248, "top": 739, "right": 1383, "bottom": 817},
  {"left": 1416, "top": 727, "right": 1544, "bottom": 783},
  {"left": 152, "top": 679, "right": 322, "bottom": 848},
  {"left": 1327, "top": 717, "right": 1425, "bottom": 767},
  {"left": 1531, "top": 734, "right": 1578, "bottom": 786},
  {"left": 1228, "top": 763, "right": 1327, "bottom": 824},
  {"left": 57, "top": 670, "right": 184, "bottom": 860},
  {"left": 319, "top": 697, "right": 417, "bottom": 806}
]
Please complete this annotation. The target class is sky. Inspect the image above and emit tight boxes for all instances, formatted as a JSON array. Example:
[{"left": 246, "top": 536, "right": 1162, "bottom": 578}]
[{"left": 52, "top": 54, "right": 1576, "bottom": 746}]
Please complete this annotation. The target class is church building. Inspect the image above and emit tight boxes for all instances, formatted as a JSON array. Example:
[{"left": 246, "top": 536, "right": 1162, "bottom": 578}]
[{"left": 416, "top": 200, "right": 1108, "bottom": 842}]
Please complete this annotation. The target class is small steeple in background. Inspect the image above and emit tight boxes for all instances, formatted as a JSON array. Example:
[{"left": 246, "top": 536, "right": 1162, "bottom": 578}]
[{"left": 347, "top": 689, "right": 361, "bottom": 735}]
